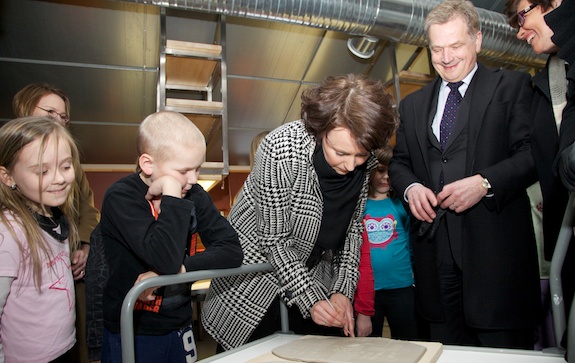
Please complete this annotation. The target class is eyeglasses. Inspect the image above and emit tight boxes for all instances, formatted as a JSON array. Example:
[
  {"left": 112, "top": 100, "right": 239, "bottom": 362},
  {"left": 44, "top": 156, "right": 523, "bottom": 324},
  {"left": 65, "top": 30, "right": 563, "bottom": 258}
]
[
  {"left": 36, "top": 106, "right": 69, "bottom": 123},
  {"left": 517, "top": 3, "right": 538, "bottom": 28}
]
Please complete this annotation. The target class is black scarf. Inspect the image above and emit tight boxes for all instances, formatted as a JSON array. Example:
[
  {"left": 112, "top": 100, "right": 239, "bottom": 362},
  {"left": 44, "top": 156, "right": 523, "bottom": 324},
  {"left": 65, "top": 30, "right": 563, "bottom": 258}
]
[
  {"left": 306, "top": 144, "right": 366, "bottom": 268},
  {"left": 34, "top": 207, "right": 70, "bottom": 242}
]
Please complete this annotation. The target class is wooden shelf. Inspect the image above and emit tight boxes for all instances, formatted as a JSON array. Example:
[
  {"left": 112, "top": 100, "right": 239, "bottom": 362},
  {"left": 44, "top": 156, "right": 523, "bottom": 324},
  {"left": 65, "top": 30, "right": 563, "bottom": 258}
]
[
  {"left": 165, "top": 40, "right": 221, "bottom": 59},
  {"left": 166, "top": 55, "right": 220, "bottom": 90},
  {"left": 165, "top": 98, "right": 223, "bottom": 115}
]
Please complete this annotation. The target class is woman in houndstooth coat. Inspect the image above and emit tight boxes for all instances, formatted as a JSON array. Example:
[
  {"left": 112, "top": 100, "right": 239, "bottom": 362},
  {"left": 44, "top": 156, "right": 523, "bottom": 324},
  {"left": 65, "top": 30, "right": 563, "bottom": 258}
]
[{"left": 201, "top": 74, "right": 398, "bottom": 350}]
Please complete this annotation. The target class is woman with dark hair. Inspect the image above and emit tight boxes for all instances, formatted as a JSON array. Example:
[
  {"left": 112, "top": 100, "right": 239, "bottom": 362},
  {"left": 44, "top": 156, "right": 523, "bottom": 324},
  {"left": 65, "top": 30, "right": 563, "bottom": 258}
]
[
  {"left": 505, "top": 0, "right": 575, "bottom": 349},
  {"left": 201, "top": 74, "right": 398, "bottom": 351}
]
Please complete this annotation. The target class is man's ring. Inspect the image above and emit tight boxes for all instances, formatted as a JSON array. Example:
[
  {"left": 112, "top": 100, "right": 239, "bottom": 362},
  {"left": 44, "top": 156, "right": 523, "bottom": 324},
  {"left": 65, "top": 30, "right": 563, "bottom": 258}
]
[
  {"left": 80, "top": 270, "right": 85, "bottom": 276},
  {"left": 451, "top": 203, "right": 456, "bottom": 209}
]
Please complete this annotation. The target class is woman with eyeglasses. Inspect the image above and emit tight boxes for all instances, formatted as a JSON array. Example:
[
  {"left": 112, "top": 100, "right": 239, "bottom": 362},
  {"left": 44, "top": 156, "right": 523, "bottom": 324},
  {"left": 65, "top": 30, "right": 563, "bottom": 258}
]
[
  {"left": 12, "top": 83, "right": 100, "bottom": 363},
  {"left": 504, "top": 0, "right": 575, "bottom": 350}
]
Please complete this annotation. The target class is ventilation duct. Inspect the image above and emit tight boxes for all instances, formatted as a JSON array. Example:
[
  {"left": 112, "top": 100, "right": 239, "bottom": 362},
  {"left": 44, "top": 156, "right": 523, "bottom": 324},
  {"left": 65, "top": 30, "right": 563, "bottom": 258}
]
[
  {"left": 121, "top": 0, "right": 545, "bottom": 68},
  {"left": 348, "top": 36, "right": 380, "bottom": 59}
]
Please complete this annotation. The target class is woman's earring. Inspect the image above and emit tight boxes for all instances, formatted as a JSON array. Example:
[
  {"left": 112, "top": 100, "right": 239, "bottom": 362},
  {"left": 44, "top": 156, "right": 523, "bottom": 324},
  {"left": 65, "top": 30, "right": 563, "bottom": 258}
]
[{"left": 10, "top": 184, "right": 16, "bottom": 190}]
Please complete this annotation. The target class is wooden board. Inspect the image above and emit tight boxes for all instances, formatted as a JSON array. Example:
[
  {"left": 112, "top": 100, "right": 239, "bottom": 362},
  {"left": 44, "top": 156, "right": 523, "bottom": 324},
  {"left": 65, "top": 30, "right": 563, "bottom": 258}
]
[{"left": 246, "top": 335, "right": 443, "bottom": 363}]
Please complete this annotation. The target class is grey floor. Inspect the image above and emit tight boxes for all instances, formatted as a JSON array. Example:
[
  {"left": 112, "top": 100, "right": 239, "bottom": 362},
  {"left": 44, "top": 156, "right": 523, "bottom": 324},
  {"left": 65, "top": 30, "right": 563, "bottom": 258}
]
[
  {"left": 196, "top": 332, "right": 217, "bottom": 361},
  {"left": 193, "top": 302, "right": 218, "bottom": 360}
]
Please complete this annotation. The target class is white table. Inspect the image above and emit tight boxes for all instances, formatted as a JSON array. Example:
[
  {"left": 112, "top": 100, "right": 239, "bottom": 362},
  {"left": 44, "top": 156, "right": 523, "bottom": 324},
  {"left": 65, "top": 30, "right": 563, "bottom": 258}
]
[{"left": 198, "top": 334, "right": 566, "bottom": 363}]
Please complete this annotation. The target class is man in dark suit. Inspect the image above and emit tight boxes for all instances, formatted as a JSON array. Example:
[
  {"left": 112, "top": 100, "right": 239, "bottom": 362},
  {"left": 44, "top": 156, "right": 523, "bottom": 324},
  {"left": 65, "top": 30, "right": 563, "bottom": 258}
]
[{"left": 389, "top": 0, "right": 541, "bottom": 349}]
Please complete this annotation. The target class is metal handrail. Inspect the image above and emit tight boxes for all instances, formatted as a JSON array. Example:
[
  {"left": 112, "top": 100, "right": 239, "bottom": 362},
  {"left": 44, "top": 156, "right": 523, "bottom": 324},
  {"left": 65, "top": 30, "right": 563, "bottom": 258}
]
[
  {"left": 120, "top": 263, "right": 289, "bottom": 362},
  {"left": 549, "top": 193, "right": 575, "bottom": 352}
]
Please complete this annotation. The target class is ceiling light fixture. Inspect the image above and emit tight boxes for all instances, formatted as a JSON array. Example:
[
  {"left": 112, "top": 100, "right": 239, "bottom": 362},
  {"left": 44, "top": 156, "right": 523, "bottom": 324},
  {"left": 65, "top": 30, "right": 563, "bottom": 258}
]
[
  {"left": 198, "top": 172, "right": 222, "bottom": 192},
  {"left": 81, "top": 163, "right": 223, "bottom": 192},
  {"left": 197, "top": 179, "right": 219, "bottom": 192},
  {"left": 347, "top": 36, "right": 379, "bottom": 59}
]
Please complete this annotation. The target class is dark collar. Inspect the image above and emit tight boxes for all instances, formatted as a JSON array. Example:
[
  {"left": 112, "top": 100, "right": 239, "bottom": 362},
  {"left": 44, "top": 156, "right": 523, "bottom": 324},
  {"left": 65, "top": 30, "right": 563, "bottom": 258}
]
[{"left": 34, "top": 207, "right": 69, "bottom": 242}]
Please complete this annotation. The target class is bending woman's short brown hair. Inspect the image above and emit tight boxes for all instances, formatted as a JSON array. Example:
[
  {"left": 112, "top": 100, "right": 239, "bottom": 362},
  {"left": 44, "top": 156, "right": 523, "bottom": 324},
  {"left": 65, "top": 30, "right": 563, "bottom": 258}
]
[{"left": 301, "top": 74, "right": 398, "bottom": 152}]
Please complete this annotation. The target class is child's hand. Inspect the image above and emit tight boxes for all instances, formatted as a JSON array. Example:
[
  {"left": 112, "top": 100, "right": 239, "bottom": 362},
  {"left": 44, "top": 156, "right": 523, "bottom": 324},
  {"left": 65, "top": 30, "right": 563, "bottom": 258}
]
[
  {"left": 146, "top": 175, "right": 183, "bottom": 200},
  {"left": 135, "top": 266, "right": 185, "bottom": 301},
  {"left": 145, "top": 175, "right": 183, "bottom": 213},
  {"left": 135, "top": 271, "right": 160, "bottom": 301},
  {"left": 356, "top": 313, "right": 372, "bottom": 337}
]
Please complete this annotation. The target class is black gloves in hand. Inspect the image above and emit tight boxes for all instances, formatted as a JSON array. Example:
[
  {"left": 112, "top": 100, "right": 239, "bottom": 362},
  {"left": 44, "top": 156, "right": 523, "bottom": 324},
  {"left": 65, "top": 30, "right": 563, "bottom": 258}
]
[{"left": 416, "top": 207, "right": 447, "bottom": 239}]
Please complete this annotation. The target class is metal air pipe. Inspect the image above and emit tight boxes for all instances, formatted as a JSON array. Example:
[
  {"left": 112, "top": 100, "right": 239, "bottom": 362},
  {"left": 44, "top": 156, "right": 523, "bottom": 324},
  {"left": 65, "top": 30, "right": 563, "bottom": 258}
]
[{"left": 122, "top": 0, "right": 544, "bottom": 67}]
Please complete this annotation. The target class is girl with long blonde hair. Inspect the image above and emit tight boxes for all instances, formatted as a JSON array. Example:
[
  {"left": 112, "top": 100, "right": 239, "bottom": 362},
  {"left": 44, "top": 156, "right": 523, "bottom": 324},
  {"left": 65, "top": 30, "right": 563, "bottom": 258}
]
[{"left": 0, "top": 116, "right": 80, "bottom": 362}]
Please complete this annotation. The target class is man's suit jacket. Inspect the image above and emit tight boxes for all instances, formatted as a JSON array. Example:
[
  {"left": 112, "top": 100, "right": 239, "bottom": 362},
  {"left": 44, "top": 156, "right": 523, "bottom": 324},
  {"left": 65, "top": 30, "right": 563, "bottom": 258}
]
[{"left": 389, "top": 64, "right": 541, "bottom": 330}]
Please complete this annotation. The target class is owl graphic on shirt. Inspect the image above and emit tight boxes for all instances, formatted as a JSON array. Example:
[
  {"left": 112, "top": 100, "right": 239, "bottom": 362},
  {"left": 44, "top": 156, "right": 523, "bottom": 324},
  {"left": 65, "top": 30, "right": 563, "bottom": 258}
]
[{"left": 363, "top": 214, "right": 398, "bottom": 249}]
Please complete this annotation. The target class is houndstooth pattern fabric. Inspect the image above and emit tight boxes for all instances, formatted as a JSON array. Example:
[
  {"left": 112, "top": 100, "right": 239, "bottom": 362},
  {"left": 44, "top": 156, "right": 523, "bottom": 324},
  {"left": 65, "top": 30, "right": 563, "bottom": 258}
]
[{"left": 201, "top": 120, "right": 376, "bottom": 350}]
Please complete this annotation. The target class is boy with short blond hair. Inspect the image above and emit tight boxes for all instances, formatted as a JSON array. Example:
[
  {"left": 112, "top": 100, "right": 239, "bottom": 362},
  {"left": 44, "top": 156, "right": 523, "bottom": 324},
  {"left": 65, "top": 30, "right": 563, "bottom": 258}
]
[{"left": 99, "top": 111, "right": 243, "bottom": 363}]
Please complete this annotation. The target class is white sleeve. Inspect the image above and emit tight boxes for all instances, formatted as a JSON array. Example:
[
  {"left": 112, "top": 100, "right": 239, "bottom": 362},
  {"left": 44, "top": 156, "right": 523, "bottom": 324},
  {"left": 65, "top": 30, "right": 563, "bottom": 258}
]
[
  {"left": 404, "top": 182, "right": 424, "bottom": 202},
  {"left": 0, "top": 276, "right": 14, "bottom": 363}
]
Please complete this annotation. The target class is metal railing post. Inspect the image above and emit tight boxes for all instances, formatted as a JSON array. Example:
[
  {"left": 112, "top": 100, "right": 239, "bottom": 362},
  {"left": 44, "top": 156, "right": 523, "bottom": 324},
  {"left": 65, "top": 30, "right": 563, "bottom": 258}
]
[
  {"left": 120, "top": 263, "right": 274, "bottom": 362},
  {"left": 279, "top": 299, "right": 290, "bottom": 334},
  {"left": 550, "top": 193, "right": 575, "bottom": 350}
]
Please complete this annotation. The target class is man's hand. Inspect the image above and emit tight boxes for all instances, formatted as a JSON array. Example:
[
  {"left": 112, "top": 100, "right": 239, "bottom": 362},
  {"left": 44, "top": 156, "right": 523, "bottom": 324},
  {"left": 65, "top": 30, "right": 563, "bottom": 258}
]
[
  {"left": 406, "top": 184, "right": 438, "bottom": 223},
  {"left": 437, "top": 174, "right": 486, "bottom": 213}
]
